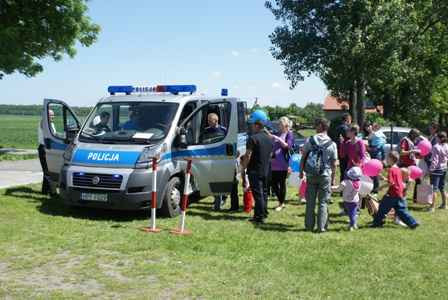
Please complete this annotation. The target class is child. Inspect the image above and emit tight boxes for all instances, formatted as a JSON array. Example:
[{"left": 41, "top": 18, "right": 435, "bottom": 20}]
[
  {"left": 332, "top": 166, "right": 362, "bottom": 231},
  {"left": 371, "top": 151, "right": 419, "bottom": 229}
]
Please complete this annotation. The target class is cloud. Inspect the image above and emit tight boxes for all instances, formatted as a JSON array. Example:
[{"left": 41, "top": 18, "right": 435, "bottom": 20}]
[
  {"left": 212, "top": 71, "right": 222, "bottom": 78},
  {"left": 231, "top": 50, "right": 240, "bottom": 57},
  {"left": 272, "top": 82, "right": 281, "bottom": 89},
  {"left": 250, "top": 48, "right": 258, "bottom": 53}
]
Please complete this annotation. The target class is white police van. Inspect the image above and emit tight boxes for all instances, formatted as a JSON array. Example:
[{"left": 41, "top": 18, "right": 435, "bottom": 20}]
[{"left": 41, "top": 84, "right": 248, "bottom": 216}]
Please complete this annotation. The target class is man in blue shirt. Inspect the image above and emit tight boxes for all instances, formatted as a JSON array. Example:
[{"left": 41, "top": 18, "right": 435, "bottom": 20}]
[
  {"left": 203, "top": 113, "right": 227, "bottom": 136},
  {"left": 121, "top": 109, "right": 140, "bottom": 131}
]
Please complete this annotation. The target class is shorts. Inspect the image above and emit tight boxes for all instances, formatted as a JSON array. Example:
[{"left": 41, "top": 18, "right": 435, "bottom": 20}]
[{"left": 430, "top": 170, "right": 446, "bottom": 192}]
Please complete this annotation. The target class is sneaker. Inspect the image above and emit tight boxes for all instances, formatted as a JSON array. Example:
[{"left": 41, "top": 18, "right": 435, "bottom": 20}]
[
  {"left": 249, "top": 217, "right": 264, "bottom": 224},
  {"left": 300, "top": 199, "right": 306, "bottom": 204},
  {"left": 349, "top": 226, "right": 355, "bottom": 231},
  {"left": 426, "top": 207, "right": 435, "bottom": 213},
  {"left": 394, "top": 218, "right": 408, "bottom": 227},
  {"left": 409, "top": 223, "right": 420, "bottom": 230},
  {"left": 438, "top": 204, "right": 447, "bottom": 210},
  {"left": 275, "top": 204, "right": 285, "bottom": 212},
  {"left": 316, "top": 228, "right": 327, "bottom": 234}
]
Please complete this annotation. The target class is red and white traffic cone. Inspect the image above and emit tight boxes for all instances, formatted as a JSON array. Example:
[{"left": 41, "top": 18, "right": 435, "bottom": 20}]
[
  {"left": 142, "top": 157, "right": 161, "bottom": 233},
  {"left": 171, "top": 159, "right": 193, "bottom": 235}
]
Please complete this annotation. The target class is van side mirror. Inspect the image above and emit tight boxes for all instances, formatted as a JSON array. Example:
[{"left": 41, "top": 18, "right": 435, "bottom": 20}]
[
  {"left": 175, "top": 127, "right": 188, "bottom": 149},
  {"left": 66, "top": 124, "right": 80, "bottom": 143}
]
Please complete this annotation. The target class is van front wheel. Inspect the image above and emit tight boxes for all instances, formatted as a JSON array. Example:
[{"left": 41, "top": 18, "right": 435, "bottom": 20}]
[{"left": 160, "top": 177, "right": 182, "bottom": 217}]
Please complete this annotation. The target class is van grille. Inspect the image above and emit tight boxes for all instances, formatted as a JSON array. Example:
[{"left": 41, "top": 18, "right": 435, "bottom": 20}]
[{"left": 73, "top": 173, "right": 123, "bottom": 189}]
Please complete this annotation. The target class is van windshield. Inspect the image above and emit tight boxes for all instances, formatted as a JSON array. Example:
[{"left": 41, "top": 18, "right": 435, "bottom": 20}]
[{"left": 79, "top": 102, "right": 179, "bottom": 144}]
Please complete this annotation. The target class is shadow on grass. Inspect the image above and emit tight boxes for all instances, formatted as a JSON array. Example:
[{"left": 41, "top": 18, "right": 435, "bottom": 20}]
[
  {"left": 4, "top": 186, "right": 149, "bottom": 222},
  {"left": 254, "top": 222, "right": 303, "bottom": 232},
  {"left": 188, "top": 210, "right": 249, "bottom": 221}
]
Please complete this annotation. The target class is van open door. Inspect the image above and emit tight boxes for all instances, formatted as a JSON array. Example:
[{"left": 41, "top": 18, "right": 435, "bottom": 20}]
[
  {"left": 42, "top": 99, "right": 81, "bottom": 186},
  {"left": 175, "top": 98, "right": 238, "bottom": 196}
]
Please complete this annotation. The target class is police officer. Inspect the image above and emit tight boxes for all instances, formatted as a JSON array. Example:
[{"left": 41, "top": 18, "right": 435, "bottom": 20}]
[{"left": 241, "top": 110, "right": 273, "bottom": 224}]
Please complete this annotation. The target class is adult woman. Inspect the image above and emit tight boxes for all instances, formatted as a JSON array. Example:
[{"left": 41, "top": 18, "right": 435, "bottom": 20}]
[
  {"left": 270, "top": 116, "right": 294, "bottom": 211},
  {"left": 342, "top": 125, "right": 367, "bottom": 170},
  {"left": 429, "top": 131, "right": 448, "bottom": 212},
  {"left": 399, "top": 129, "right": 422, "bottom": 202},
  {"left": 399, "top": 129, "right": 420, "bottom": 168}
]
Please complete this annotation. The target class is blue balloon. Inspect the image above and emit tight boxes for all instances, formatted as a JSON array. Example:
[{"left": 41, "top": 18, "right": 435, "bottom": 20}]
[{"left": 289, "top": 153, "right": 301, "bottom": 172}]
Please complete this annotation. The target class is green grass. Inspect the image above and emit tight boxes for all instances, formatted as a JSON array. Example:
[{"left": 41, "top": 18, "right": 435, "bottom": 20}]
[
  {"left": 0, "top": 115, "right": 40, "bottom": 149},
  {"left": 1, "top": 184, "right": 447, "bottom": 299},
  {"left": 0, "top": 153, "right": 38, "bottom": 161}
]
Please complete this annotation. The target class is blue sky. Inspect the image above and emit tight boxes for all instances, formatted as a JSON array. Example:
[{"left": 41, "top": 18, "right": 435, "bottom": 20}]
[{"left": 1, "top": 0, "right": 327, "bottom": 107}]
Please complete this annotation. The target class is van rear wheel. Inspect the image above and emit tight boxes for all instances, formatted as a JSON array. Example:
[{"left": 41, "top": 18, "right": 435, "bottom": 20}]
[{"left": 160, "top": 177, "right": 182, "bottom": 217}]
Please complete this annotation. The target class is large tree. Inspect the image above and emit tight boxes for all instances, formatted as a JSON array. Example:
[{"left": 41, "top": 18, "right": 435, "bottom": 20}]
[
  {"left": 266, "top": 0, "right": 448, "bottom": 127},
  {"left": 0, "top": 0, "right": 100, "bottom": 78}
]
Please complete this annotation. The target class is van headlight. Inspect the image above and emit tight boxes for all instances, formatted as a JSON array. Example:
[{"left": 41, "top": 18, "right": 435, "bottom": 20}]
[
  {"left": 136, "top": 147, "right": 157, "bottom": 169},
  {"left": 63, "top": 143, "right": 76, "bottom": 163}
]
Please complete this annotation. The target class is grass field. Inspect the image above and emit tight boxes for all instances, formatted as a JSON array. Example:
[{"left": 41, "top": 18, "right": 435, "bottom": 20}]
[
  {"left": 0, "top": 115, "right": 40, "bottom": 149},
  {"left": 1, "top": 183, "right": 447, "bottom": 299}
]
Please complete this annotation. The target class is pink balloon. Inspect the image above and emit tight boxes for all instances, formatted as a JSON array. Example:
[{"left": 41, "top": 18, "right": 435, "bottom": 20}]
[
  {"left": 417, "top": 140, "right": 432, "bottom": 157},
  {"left": 362, "top": 159, "right": 383, "bottom": 177},
  {"left": 409, "top": 166, "right": 423, "bottom": 180}
]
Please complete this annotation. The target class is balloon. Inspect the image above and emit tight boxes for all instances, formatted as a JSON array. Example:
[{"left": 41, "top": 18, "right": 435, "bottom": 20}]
[
  {"left": 289, "top": 153, "right": 301, "bottom": 172},
  {"left": 359, "top": 175, "right": 374, "bottom": 197},
  {"left": 288, "top": 172, "right": 301, "bottom": 188},
  {"left": 409, "top": 166, "right": 423, "bottom": 180},
  {"left": 362, "top": 159, "right": 383, "bottom": 177},
  {"left": 417, "top": 139, "right": 432, "bottom": 157}
]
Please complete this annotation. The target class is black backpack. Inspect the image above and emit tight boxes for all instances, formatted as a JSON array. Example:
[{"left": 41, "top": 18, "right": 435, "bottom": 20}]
[{"left": 304, "top": 136, "right": 332, "bottom": 176}]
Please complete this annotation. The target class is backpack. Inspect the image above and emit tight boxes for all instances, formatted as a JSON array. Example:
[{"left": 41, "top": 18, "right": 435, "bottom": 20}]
[{"left": 304, "top": 136, "right": 332, "bottom": 176}]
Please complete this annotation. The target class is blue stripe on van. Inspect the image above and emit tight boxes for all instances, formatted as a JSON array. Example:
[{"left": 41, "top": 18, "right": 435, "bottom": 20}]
[
  {"left": 72, "top": 148, "right": 141, "bottom": 165},
  {"left": 161, "top": 144, "right": 227, "bottom": 161},
  {"left": 51, "top": 141, "right": 68, "bottom": 150}
]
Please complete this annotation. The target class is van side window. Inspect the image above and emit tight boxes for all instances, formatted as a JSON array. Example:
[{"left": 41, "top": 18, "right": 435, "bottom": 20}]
[
  {"left": 237, "top": 102, "right": 248, "bottom": 133},
  {"left": 178, "top": 102, "right": 197, "bottom": 125},
  {"left": 47, "top": 102, "right": 79, "bottom": 140},
  {"left": 183, "top": 102, "right": 231, "bottom": 145}
]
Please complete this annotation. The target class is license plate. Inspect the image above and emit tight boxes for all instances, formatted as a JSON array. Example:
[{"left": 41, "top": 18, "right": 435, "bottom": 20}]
[{"left": 81, "top": 193, "right": 108, "bottom": 202}]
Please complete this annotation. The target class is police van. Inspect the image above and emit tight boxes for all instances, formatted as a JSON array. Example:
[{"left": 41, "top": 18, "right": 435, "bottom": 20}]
[{"left": 41, "top": 84, "right": 248, "bottom": 216}]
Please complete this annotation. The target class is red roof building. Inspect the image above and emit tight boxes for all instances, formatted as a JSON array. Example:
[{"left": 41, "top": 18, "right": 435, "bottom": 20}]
[{"left": 323, "top": 95, "right": 383, "bottom": 120}]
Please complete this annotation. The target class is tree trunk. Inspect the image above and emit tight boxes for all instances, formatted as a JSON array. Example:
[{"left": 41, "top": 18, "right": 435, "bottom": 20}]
[
  {"left": 350, "top": 84, "right": 358, "bottom": 125},
  {"left": 383, "top": 92, "right": 392, "bottom": 119},
  {"left": 356, "top": 81, "right": 365, "bottom": 127}
]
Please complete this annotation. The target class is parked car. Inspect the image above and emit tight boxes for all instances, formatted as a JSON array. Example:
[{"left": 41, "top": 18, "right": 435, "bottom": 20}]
[{"left": 378, "top": 126, "right": 411, "bottom": 157}]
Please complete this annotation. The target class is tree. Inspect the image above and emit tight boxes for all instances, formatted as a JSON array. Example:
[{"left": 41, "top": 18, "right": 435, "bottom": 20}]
[
  {"left": 266, "top": 0, "right": 448, "bottom": 128},
  {"left": 0, "top": 0, "right": 100, "bottom": 78}
]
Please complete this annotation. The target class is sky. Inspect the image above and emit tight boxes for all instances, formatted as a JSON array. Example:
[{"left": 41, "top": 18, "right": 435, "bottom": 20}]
[{"left": 1, "top": 0, "right": 327, "bottom": 108}]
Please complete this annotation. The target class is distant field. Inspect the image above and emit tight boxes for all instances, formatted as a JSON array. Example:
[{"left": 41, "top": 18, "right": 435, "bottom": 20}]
[{"left": 0, "top": 115, "right": 40, "bottom": 149}]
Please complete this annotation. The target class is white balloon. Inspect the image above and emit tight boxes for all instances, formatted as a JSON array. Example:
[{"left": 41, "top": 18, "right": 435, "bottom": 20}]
[
  {"left": 288, "top": 172, "right": 301, "bottom": 188},
  {"left": 359, "top": 175, "right": 374, "bottom": 197}
]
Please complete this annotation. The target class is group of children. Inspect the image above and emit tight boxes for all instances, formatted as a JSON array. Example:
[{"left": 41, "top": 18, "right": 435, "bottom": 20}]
[
  {"left": 332, "top": 151, "right": 419, "bottom": 231},
  {"left": 329, "top": 122, "right": 448, "bottom": 231}
]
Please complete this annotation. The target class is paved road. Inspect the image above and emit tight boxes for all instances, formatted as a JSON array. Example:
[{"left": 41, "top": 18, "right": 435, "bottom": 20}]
[{"left": 0, "top": 159, "right": 42, "bottom": 189}]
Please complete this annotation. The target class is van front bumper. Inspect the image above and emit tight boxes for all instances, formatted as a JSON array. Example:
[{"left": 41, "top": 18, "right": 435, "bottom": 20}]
[
  {"left": 60, "top": 186, "right": 152, "bottom": 210},
  {"left": 59, "top": 165, "right": 168, "bottom": 210}
]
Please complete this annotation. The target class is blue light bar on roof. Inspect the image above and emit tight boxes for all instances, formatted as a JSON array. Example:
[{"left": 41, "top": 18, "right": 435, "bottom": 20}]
[
  {"left": 108, "top": 86, "right": 133, "bottom": 95},
  {"left": 221, "top": 88, "right": 228, "bottom": 96},
  {"left": 107, "top": 85, "right": 197, "bottom": 95}
]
